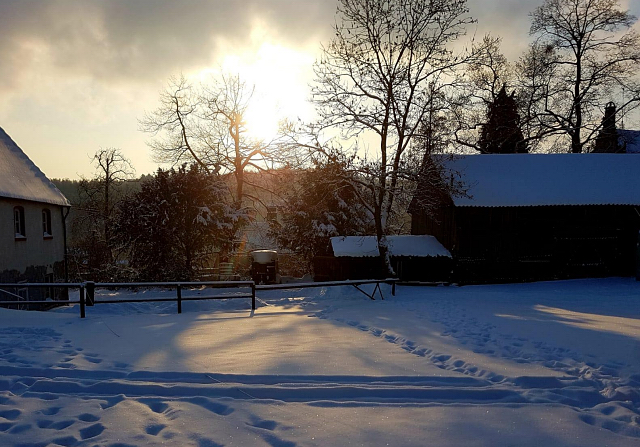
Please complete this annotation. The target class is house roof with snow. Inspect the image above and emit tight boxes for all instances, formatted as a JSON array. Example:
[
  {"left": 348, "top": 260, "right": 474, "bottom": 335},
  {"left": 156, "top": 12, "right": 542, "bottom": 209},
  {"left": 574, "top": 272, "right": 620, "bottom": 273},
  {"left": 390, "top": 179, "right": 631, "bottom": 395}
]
[
  {"left": 444, "top": 154, "right": 640, "bottom": 208},
  {"left": 619, "top": 129, "right": 640, "bottom": 154},
  {"left": 0, "top": 126, "right": 70, "bottom": 207},
  {"left": 331, "top": 235, "right": 452, "bottom": 258}
]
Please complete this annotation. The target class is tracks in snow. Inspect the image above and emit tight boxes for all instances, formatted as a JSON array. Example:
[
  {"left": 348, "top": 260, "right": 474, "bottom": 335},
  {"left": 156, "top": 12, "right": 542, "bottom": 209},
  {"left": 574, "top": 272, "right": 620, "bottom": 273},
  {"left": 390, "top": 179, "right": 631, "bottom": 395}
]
[{"left": 0, "top": 365, "right": 619, "bottom": 408}]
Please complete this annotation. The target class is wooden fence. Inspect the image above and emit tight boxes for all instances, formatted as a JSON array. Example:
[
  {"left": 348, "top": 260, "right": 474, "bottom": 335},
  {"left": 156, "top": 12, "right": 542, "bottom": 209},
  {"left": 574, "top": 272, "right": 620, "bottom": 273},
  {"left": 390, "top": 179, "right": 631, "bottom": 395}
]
[{"left": 0, "top": 279, "right": 397, "bottom": 318}]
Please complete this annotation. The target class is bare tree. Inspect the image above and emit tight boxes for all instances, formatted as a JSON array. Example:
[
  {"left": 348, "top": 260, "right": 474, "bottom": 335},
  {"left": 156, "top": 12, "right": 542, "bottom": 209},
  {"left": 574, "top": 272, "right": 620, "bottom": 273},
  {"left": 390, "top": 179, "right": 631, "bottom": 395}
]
[
  {"left": 77, "top": 148, "right": 135, "bottom": 267},
  {"left": 312, "top": 0, "right": 476, "bottom": 274},
  {"left": 140, "top": 74, "right": 275, "bottom": 215},
  {"left": 199, "top": 74, "right": 271, "bottom": 211},
  {"left": 528, "top": 0, "right": 640, "bottom": 153}
]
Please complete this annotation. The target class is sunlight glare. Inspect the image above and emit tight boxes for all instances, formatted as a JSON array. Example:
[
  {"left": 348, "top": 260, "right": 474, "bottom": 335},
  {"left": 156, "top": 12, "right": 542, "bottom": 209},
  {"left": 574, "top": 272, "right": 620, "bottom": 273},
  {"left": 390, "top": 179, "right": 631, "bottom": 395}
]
[{"left": 216, "top": 41, "right": 316, "bottom": 141}]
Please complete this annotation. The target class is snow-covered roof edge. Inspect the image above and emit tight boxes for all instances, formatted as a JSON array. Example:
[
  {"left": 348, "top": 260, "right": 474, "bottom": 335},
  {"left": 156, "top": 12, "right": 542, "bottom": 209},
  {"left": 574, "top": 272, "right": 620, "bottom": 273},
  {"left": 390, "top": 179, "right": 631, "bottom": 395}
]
[
  {"left": 443, "top": 153, "right": 640, "bottom": 208},
  {"left": 0, "top": 126, "right": 70, "bottom": 207},
  {"left": 331, "top": 235, "right": 452, "bottom": 258}
]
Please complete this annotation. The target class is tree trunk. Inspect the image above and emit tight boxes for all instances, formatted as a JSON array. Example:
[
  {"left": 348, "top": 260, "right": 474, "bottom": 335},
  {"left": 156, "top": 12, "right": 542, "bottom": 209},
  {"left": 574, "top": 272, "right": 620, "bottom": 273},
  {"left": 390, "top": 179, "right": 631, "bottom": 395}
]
[
  {"left": 374, "top": 203, "right": 395, "bottom": 277},
  {"left": 233, "top": 122, "right": 243, "bottom": 210},
  {"left": 572, "top": 49, "right": 583, "bottom": 153}
]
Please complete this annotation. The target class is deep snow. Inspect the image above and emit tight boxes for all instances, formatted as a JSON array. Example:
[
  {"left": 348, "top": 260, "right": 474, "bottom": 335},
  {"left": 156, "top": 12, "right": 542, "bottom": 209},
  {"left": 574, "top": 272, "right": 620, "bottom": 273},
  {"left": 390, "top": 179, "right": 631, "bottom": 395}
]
[{"left": 0, "top": 278, "right": 638, "bottom": 446}]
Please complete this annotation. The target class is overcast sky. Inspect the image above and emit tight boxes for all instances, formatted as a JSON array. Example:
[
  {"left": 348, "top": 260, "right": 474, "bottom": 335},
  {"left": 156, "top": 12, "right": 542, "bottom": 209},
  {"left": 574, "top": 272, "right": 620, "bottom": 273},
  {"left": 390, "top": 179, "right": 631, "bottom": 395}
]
[{"left": 0, "top": 0, "right": 638, "bottom": 179}]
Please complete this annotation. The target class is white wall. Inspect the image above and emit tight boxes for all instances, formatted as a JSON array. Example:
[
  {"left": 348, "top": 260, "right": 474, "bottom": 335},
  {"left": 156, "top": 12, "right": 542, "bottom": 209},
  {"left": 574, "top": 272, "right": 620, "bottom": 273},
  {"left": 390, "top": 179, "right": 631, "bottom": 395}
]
[{"left": 0, "top": 198, "right": 65, "bottom": 275}]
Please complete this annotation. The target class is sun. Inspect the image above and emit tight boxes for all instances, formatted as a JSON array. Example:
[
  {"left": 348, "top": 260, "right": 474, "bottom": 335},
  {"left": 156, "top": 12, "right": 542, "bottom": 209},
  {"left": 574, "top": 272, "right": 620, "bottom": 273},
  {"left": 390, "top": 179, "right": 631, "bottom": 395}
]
[
  {"left": 214, "top": 42, "right": 316, "bottom": 141},
  {"left": 244, "top": 100, "right": 282, "bottom": 142}
]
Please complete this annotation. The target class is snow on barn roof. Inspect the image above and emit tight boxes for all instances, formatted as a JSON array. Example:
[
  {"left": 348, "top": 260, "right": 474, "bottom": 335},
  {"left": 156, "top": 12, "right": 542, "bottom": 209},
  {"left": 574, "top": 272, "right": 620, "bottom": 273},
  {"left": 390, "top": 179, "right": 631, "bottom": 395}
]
[
  {"left": 445, "top": 153, "right": 640, "bottom": 207},
  {"left": 331, "top": 235, "right": 452, "bottom": 258},
  {"left": 0, "top": 126, "right": 70, "bottom": 207},
  {"left": 619, "top": 129, "right": 640, "bottom": 153}
]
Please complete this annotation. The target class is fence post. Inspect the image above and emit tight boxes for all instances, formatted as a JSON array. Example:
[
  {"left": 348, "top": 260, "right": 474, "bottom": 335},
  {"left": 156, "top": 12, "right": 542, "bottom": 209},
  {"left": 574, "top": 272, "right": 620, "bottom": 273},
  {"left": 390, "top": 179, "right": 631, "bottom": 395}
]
[
  {"left": 177, "top": 285, "right": 182, "bottom": 314},
  {"left": 79, "top": 285, "right": 86, "bottom": 318},
  {"left": 86, "top": 281, "right": 95, "bottom": 306},
  {"left": 251, "top": 282, "right": 256, "bottom": 310},
  {"left": 392, "top": 280, "right": 396, "bottom": 296}
]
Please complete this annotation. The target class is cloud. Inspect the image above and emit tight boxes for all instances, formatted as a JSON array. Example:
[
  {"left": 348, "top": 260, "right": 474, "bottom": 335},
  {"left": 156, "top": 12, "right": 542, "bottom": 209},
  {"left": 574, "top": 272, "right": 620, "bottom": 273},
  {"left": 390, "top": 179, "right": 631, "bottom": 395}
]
[{"left": 0, "top": 0, "right": 336, "bottom": 88}]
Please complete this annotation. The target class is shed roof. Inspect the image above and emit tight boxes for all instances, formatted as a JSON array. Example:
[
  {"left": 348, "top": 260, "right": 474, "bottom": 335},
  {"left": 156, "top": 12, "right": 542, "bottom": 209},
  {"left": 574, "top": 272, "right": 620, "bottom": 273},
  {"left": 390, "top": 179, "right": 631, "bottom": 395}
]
[
  {"left": 0, "top": 126, "right": 70, "bottom": 207},
  {"left": 445, "top": 154, "right": 640, "bottom": 208},
  {"left": 331, "top": 235, "right": 452, "bottom": 258}
]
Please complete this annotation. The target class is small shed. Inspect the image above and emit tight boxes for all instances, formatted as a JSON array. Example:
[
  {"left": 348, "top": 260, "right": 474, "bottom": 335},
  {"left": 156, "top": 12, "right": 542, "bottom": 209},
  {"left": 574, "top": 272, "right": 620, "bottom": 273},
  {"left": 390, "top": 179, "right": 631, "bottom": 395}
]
[{"left": 314, "top": 235, "right": 452, "bottom": 281}]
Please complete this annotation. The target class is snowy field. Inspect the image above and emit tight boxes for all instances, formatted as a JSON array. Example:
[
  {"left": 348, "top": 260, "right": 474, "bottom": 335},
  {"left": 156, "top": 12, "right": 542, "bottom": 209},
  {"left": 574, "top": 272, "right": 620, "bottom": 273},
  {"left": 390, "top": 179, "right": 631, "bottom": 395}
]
[{"left": 0, "top": 279, "right": 639, "bottom": 446}]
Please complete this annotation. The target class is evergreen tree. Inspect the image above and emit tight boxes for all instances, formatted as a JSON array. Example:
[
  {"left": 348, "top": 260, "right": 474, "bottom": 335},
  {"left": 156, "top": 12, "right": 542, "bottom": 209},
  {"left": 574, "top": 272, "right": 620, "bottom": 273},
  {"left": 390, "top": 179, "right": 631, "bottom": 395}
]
[
  {"left": 115, "top": 164, "right": 233, "bottom": 281},
  {"left": 592, "top": 102, "right": 622, "bottom": 153},
  {"left": 478, "top": 86, "right": 527, "bottom": 154}
]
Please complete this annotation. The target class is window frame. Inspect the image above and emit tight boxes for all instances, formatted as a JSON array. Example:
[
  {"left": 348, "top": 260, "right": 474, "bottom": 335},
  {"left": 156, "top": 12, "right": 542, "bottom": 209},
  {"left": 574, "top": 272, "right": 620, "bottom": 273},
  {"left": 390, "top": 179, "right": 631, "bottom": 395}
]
[
  {"left": 42, "top": 208, "right": 53, "bottom": 239},
  {"left": 266, "top": 205, "right": 278, "bottom": 222},
  {"left": 14, "top": 206, "right": 26, "bottom": 240}
]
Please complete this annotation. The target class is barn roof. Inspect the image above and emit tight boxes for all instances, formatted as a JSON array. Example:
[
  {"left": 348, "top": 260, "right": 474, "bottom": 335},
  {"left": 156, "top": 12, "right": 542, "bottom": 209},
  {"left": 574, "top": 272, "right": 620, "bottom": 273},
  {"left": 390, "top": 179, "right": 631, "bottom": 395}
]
[
  {"left": 0, "top": 126, "right": 70, "bottom": 207},
  {"left": 446, "top": 153, "right": 640, "bottom": 208},
  {"left": 331, "top": 235, "right": 452, "bottom": 258}
]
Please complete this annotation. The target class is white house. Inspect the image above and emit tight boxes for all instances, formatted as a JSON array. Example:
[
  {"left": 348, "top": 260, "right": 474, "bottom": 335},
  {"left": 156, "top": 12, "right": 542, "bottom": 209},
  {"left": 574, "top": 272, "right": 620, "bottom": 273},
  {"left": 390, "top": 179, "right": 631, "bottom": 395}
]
[{"left": 0, "top": 126, "right": 70, "bottom": 290}]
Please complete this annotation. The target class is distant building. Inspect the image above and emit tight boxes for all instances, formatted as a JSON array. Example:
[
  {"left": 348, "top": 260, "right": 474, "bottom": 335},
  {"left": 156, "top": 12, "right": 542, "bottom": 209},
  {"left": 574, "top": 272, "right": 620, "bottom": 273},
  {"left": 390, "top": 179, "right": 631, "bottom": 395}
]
[
  {"left": 410, "top": 154, "right": 640, "bottom": 283},
  {"left": 0, "top": 126, "right": 70, "bottom": 297},
  {"left": 592, "top": 103, "right": 640, "bottom": 154},
  {"left": 619, "top": 129, "right": 640, "bottom": 154}
]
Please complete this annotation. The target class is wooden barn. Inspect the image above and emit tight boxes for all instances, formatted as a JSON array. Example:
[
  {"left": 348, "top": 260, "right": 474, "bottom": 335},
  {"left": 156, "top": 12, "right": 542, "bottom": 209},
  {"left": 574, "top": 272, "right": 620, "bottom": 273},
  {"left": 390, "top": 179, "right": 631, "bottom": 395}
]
[
  {"left": 410, "top": 154, "right": 640, "bottom": 283},
  {"left": 313, "top": 235, "right": 453, "bottom": 282}
]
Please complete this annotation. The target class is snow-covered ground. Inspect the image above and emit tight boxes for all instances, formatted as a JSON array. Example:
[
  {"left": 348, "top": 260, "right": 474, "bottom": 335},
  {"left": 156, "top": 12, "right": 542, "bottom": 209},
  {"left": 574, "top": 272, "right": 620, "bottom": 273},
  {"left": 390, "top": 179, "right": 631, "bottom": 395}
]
[{"left": 0, "top": 278, "right": 639, "bottom": 446}]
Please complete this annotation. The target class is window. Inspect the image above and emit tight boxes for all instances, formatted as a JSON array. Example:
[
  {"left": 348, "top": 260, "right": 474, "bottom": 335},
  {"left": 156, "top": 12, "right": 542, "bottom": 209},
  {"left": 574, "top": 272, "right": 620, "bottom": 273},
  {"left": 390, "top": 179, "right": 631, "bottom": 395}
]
[
  {"left": 266, "top": 206, "right": 278, "bottom": 222},
  {"left": 14, "top": 207, "right": 25, "bottom": 239},
  {"left": 42, "top": 209, "right": 52, "bottom": 238}
]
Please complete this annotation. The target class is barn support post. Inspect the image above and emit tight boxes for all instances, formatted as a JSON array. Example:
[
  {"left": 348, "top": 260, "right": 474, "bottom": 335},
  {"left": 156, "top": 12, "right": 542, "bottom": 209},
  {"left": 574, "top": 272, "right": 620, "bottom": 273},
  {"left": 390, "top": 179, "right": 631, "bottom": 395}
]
[
  {"left": 636, "top": 231, "right": 640, "bottom": 281},
  {"left": 79, "top": 285, "right": 86, "bottom": 319},
  {"left": 251, "top": 283, "right": 256, "bottom": 310},
  {"left": 85, "top": 281, "right": 95, "bottom": 306}
]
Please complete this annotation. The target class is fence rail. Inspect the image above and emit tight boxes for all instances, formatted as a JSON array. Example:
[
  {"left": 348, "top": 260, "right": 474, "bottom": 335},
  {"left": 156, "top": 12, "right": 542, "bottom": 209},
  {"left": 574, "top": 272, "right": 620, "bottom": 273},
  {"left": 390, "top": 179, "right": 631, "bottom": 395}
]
[{"left": 0, "top": 279, "right": 397, "bottom": 318}]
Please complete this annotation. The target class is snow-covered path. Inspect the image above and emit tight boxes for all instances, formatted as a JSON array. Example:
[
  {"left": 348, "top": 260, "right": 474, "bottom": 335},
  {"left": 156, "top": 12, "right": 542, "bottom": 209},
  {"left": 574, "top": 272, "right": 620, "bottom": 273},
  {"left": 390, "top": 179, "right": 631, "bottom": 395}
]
[{"left": 0, "top": 279, "right": 638, "bottom": 446}]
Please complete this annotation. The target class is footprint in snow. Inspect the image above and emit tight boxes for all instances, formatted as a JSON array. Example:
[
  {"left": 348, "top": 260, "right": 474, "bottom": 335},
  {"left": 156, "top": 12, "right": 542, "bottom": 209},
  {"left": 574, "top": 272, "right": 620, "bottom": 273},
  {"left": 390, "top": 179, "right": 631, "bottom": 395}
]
[
  {"left": 41, "top": 406, "right": 61, "bottom": 416},
  {"left": 0, "top": 409, "right": 21, "bottom": 420},
  {"left": 49, "top": 420, "right": 75, "bottom": 430},
  {"left": 8, "top": 423, "right": 31, "bottom": 434},
  {"left": 78, "top": 413, "right": 100, "bottom": 422},
  {"left": 145, "top": 401, "right": 169, "bottom": 414},
  {"left": 51, "top": 435, "right": 78, "bottom": 446},
  {"left": 84, "top": 356, "right": 103, "bottom": 364},
  {"left": 100, "top": 395, "right": 124, "bottom": 410},
  {"left": 145, "top": 423, "right": 166, "bottom": 436},
  {"left": 248, "top": 419, "right": 278, "bottom": 431},
  {"left": 79, "top": 423, "right": 105, "bottom": 440}
]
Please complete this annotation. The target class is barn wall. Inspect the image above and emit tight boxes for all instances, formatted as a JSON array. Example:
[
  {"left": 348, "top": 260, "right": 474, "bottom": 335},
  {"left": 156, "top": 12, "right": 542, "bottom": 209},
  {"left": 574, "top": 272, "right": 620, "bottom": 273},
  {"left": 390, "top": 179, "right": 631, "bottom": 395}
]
[
  {"left": 313, "top": 255, "right": 452, "bottom": 282},
  {"left": 411, "top": 206, "right": 457, "bottom": 251},
  {"left": 453, "top": 205, "right": 639, "bottom": 283}
]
